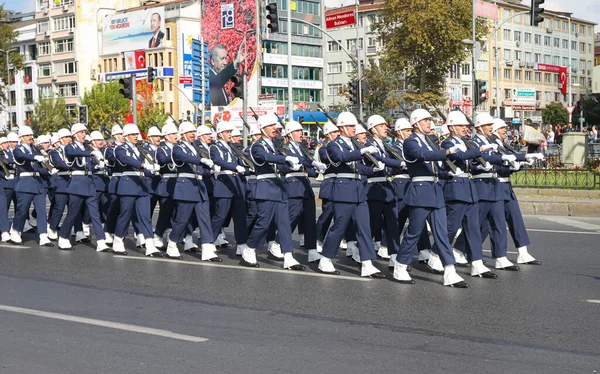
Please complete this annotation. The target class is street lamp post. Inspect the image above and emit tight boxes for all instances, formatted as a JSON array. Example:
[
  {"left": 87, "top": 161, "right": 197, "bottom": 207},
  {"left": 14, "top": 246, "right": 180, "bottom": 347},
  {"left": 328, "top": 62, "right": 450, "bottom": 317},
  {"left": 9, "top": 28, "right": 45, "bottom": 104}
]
[{"left": 1, "top": 48, "right": 14, "bottom": 131}]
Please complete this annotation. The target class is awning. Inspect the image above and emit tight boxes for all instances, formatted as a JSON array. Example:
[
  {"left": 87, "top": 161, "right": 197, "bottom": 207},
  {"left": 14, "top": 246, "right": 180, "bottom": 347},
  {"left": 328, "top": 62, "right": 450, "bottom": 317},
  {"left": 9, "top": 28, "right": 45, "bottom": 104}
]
[{"left": 292, "top": 110, "right": 337, "bottom": 124}]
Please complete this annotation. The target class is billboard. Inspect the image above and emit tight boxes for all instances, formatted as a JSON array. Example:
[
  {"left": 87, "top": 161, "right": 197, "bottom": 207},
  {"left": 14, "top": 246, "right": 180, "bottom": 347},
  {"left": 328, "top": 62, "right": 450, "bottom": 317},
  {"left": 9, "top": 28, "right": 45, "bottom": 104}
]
[
  {"left": 325, "top": 10, "right": 356, "bottom": 29},
  {"left": 102, "top": 7, "right": 165, "bottom": 55},
  {"left": 201, "top": 0, "right": 258, "bottom": 110}
]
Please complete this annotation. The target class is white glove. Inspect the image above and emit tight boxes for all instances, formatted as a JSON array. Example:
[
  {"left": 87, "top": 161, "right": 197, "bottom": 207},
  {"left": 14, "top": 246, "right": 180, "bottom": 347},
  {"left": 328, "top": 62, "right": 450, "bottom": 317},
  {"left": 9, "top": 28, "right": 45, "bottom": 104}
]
[
  {"left": 200, "top": 158, "right": 214, "bottom": 168},
  {"left": 235, "top": 165, "right": 246, "bottom": 174},
  {"left": 448, "top": 144, "right": 463, "bottom": 154},
  {"left": 34, "top": 155, "right": 48, "bottom": 162},
  {"left": 400, "top": 161, "right": 406, "bottom": 168},
  {"left": 450, "top": 167, "right": 464, "bottom": 176},
  {"left": 509, "top": 163, "right": 521, "bottom": 171},
  {"left": 525, "top": 159, "right": 535, "bottom": 166},
  {"left": 92, "top": 150, "right": 104, "bottom": 161},
  {"left": 501, "top": 154, "right": 517, "bottom": 163},
  {"left": 480, "top": 143, "right": 498, "bottom": 152},
  {"left": 7, "top": 174, "right": 14, "bottom": 180},
  {"left": 142, "top": 163, "right": 154, "bottom": 173},
  {"left": 50, "top": 168, "right": 58, "bottom": 175},
  {"left": 360, "top": 146, "right": 378, "bottom": 155},
  {"left": 213, "top": 165, "right": 221, "bottom": 173},
  {"left": 285, "top": 156, "right": 300, "bottom": 165},
  {"left": 526, "top": 153, "right": 544, "bottom": 160},
  {"left": 373, "top": 161, "right": 385, "bottom": 172},
  {"left": 482, "top": 162, "right": 493, "bottom": 171},
  {"left": 312, "top": 161, "right": 327, "bottom": 173},
  {"left": 290, "top": 163, "right": 302, "bottom": 171},
  {"left": 153, "top": 164, "right": 160, "bottom": 173},
  {"left": 95, "top": 161, "right": 105, "bottom": 170}
]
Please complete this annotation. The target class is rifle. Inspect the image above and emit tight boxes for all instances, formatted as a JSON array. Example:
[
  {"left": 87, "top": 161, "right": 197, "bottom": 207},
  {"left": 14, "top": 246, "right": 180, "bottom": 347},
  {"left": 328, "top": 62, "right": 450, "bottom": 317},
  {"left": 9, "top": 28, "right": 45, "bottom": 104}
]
[
  {"left": 316, "top": 104, "right": 379, "bottom": 166},
  {"left": 225, "top": 117, "right": 255, "bottom": 171},
  {"left": 434, "top": 104, "right": 487, "bottom": 165},
  {"left": 33, "top": 145, "right": 54, "bottom": 172},
  {"left": 0, "top": 151, "right": 12, "bottom": 176},
  {"left": 356, "top": 116, "right": 405, "bottom": 162},
  {"left": 399, "top": 105, "right": 458, "bottom": 173},
  {"left": 294, "top": 116, "right": 315, "bottom": 158}
]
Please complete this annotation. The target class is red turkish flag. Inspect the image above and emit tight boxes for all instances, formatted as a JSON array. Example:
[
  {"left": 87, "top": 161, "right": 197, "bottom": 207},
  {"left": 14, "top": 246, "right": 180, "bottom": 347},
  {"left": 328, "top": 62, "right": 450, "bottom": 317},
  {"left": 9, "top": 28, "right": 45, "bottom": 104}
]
[
  {"left": 559, "top": 66, "right": 567, "bottom": 95},
  {"left": 134, "top": 50, "right": 146, "bottom": 69}
]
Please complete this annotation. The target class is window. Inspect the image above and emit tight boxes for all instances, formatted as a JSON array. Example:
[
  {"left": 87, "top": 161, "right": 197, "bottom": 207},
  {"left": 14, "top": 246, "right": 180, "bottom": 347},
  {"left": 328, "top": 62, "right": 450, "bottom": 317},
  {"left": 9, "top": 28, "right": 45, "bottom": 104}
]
[
  {"left": 512, "top": 31, "right": 521, "bottom": 42},
  {"left": 327, "top": 41, "right": 341, "bottom": 52},
  {"left": 57, "top": 83, "right": 78, "bottom": 97},
  {"left": 39, "top": 64, "right": 51, "bottom": 77},
  {"left": 544, "top": 73, "right": 551, "bottom": 83},
  {"left": 503, "top": 49, "right": 511, "bottom": 60},
  {"left": 534, "top": 34, "right": 541, "bottom": 45},
  {"left": 553, "top": 56, "right": 560, "bottom": 65},
  {"left": 579, "top": 42, "right": 585, "bottom": 52},
  {"left": 23, "top": 66, "right": 32, "bottom": 83},
  {"left": 54, "top": 38, "right": 74, "bottom": 53},
  {"left": 525, "top": 71, "right": 532, "bottom": 81},
  {"left": 450, "top": 64, "right": 458, "bottom": 79},
  {"left": 571, "top": 40, "right": 576, "bottom": 50},
  {"left": 536, "top": 91, "right": 541, "bottom": 100},
  {"left": 53, "top": 0, "right": 74, "bottom": 6},
  {"left": 328, "top": 84, "right": 342, "bottom": 96},
  {"left": 553, "top": 19, "right": 560, "bottom": 29},
  {"left": 39, "top": 85, "right": 52, "bottom": 99},
  {"left": 346, "top": 39, "right": 356, "bottom": 50},
  {"left": 525, "top": 52, "right": 532, "bottom": 63},
  {"left": 504, "top": 69, "right": 511, "bottom": 79},
  {"left": 544, "top": 18, "right": 550, "bottom": 28},
  {"left": 261, "top": 64, "right": 287, "bottom": 78},
  {"left": 545, "top": 92, "right": 551, "bottom": 102},
  {"left": 37, "top": 42, "right": 50, "bottom": 56},
  {"left": 292, "top": 44, "right": 322, "bottom": 57},
  {"left": 579, "top": 60, "right": 585, "bottom": 69},
  {"left": 56, "top": 61, "right": 77, "bottom": 75},
  {"left": 535, "top": 53, "right": 541, "bottom": 63},
  {"left": 579, "top": 25, "right": 585, "bottom": 34},
  {"left": 563, "top": 21, "right": 568, "bottom": 31},
  {"left": 524, "top": 32, "right": 531, "bottom": 43},
  {"left": 292, "top": 67, "right": 321, "bottom": 80},
  {"left": 53, "top": 15, "right": 75, "bottom": 31},
  {"left": 504, "top": 89, "right": 511, "bottom": 99},
  {"left": 553, "top": 37, "right": 560, "bottom": 48},
  {"left": 555, "top": 92, "right": 561, "bottom": 102},
  {"left": 278, "top": 0, "right": 320, "bottom": 15},
  {"left": 572, "top": 58, "right": 577, "bottom": 68},
  {"left": 535, "top": 72, "right": 541, "bottom": 82},
  {"left": 515, "top": 70, "right": 522, "bottom": 80},
  {"left": 503, "top": 29, "right": 511, "bottom": 40},
  {"left": 553, "top": 73, "right": 559, "bottom": 83},
  {"left": 24, "top": 89, "right": 33, "bottom": 105},
  {"left": 9, "top": 91, "right": 16, "bottom": 106},
  {"left": 461, "top": 64, "right": 471, "bottom": 75},
  {"left": 37, "top": 21, "right": 49, "bottom": 34},
  {"left": 515, "top": 50, "right": 522, "bottom": 60},
  {"left": 562, "top": 39, "right": 568, "bottom": 49},
  {"left": 524, "top": 14, "right": 531, "bottom": 25},
  {"left": 346, "top": 61, "right": 355, "bottom": 73},
  {"left": 562, "top": 57, "right": 568, "bottom": 66},
  {"left": 588, "top": 26, "right": 592, "bottom": 35},
  {"left": 264, "top": 41, "right": 287, "bottom": 54},
  {"left": 328, "top": 62, "right": 342, "bottom": 74},
  {"left": 571, "top": 23, "right": 576, "bottom": 33},
  {"left": 543, "top": 54, "right": 551, "bottom": 64},
  {"left": 544, "top": 36, "right": 550, "bottom": 46},
  {"left": 503, "top": 9, "right": 510, "bottom": 19}
]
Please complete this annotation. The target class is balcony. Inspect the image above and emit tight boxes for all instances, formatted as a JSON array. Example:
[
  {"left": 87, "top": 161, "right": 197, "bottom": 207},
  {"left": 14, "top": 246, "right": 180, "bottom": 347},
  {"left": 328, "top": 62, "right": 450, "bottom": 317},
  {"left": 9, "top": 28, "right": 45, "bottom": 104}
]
[{"left": 366, "top": 45, "right": 377, "bottom": 55}]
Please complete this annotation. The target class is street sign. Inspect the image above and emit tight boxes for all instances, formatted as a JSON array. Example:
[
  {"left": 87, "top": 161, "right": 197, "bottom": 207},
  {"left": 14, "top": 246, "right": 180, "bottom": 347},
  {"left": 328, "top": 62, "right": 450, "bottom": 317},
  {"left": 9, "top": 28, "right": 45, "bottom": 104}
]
[
  {"left": 325, "top": 10, "right": 356, "bottom": 29},
  {"left": 566, "top": 106, "right": 575, "bottom": 115},
  {"left": 512, "top": 87, "right": 536, "bottom": 106}
]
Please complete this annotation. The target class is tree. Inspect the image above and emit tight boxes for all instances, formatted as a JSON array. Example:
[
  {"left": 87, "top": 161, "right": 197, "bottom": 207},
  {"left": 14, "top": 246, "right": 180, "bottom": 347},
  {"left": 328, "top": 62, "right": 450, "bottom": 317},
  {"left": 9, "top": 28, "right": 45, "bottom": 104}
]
[
  {"left": 374, "top": 0, "right": 487, "bottom": 104},
  {"left": 136, "top": 80, "right": 169, "bottom": 134},
  {"left": 0, "top": 5, "right": 24, "bottom": 110},
  {"left": 358, "top": 58, "right": 404, "bottom": 118},
  {"left": 29, "top": 96, "right": 71, "bottom": 135},
  {"left": 572, "top": 94, "right": 600, "bottom": 129},
  {"left": 81, "top": 81, "right": 131, "bottom": 130},
  {"left": 542, "top": 102, "right": 569, "bottom": 126}
]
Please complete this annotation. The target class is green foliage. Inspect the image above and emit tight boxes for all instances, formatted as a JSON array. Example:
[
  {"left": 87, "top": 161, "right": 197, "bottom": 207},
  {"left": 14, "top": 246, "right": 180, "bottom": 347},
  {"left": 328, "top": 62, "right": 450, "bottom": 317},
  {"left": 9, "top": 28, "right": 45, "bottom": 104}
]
[
  {"left": 374, "top": 0, "right": 487, "bottom": 104},
  {"left": 136, "top": 80, "right": 168, "bottom": 134},
  {"left": 359, "top": 58, "right": 404, "bottom": 118},
  {"left": 29, "top": 96, "right": 71, "bottom": 135},
  {"left": 542, "top": 102, "right": 569, "bottom": 126},
  {"left": 0, "top": 5, "right": 24, "bottom": 109},
  {"left": 572, "top": 94, "right": 600, "bottom": 128},
  {"left": 81, "top": 81, "right": 131, "bottom": 130}
]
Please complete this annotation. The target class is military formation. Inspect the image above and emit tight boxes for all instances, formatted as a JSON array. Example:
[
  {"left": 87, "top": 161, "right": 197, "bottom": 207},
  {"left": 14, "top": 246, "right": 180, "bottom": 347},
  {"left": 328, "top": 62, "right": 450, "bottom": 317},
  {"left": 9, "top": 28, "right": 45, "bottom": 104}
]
[{"left": 0, "top": 108, "right": 544, "bottom": 288}]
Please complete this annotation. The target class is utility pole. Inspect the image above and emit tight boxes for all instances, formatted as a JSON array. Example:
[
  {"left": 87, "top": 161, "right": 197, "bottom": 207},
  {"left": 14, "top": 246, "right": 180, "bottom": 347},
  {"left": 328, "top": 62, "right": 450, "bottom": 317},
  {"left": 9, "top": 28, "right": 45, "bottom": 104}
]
[
  {"left": 287, "top": 0, "right": 293, "bottom": 122},
  {"left": 471, "top": 0, "right": 476, "bottom": 119},
  {"left": 355, "top": 0, "right": 363, "bottom": 120},
  {"left": 242, "top": 70, "right": 248, "bottom": 147},
  {"left": 131, "top": 75, "right": 137, "bottom": 126}
]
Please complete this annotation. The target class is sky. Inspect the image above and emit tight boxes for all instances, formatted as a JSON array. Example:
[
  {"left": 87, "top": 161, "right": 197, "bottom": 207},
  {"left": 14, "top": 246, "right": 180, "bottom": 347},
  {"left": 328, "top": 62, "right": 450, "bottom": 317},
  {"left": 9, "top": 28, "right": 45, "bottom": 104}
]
[{"left": 3, "top": 0, "right": 600, "bottom": 30}]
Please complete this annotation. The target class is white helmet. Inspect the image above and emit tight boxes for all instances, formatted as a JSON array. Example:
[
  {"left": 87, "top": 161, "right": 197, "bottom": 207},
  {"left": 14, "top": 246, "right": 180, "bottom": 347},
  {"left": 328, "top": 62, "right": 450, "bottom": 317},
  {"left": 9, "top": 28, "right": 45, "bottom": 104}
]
[
  {"left": 111, "top": 124, "right": 123, "bottom": 136},
  {"left": 7, "top": 132, "right": 19, "bottom": 142},
  {"left": 57, "top": 128, "right": 72, "bottom": 139},
  {"left": 179, "top": 121, "right": 196, "bottom": 134},
  {"left": 162, "top": 123, "right": 178, "bottom": 136},
  {"left": 147, "top": 126, "right": 162, "bottom": 137},
  {"left": 355, "top": 125, "right": 367, "bottom": 135},
  {"left": 285, "top": 121, "right": 303, "bottom": 136},
  {"left": 367, "top": 114, "right": 386, "bottom": 130},
  {"left": 323, "top": 121, "right": 338, "bottom": 135},
  {"left": 0, "top": 137, "right": 7, "bottom": 144},
  {"left": 231, "top": 128, "right": 242, "bottom": 137},
  {"left": 36, "top": 135, "right": 50, "bottom": 145},
  {"left": 122, "top": 123, "right": 140, "bottom": 136},
  {"left": 336, "top": 112, "right": 358, "bottom": 127},
  {"left": 50, "top": 134, "right": 60, "bottom": 145},
  {"left": 394, "top": 118, "right": 411, "bottom": 132},
  {"left": 492, "top": 118, "right": 508, "bottom": 133},
  {"left": 216, "top": 121, "right": 235, "bottom": 133},
  {"left": 249, "top": 124, "right": 261, "bottom": 135},
  {"left": 446, "top": 111, "right": 470, "bottom": 127},
  {"left": 18, "top": 126, "right": 34, "bottom": 137},
  {"left": 196, "top": 125, "right": 212, "bottom": 136},
  {"left": 258, "top": 113, "right": 279, "bottom": 129},
  {"left": 410, "top": 109, "right": 433, "bottom": 125},
  {"left": 71, "top": 123, "right": 87, "bottom": 135},
  {"left": 474, "top": 113, "right": 494, "bottom": 127},
  {"left": 90, "top": 131, "right": 104, "bottom": 141},
  {"left": 440, "top": 124, "right": 450, "bottom": 136}
]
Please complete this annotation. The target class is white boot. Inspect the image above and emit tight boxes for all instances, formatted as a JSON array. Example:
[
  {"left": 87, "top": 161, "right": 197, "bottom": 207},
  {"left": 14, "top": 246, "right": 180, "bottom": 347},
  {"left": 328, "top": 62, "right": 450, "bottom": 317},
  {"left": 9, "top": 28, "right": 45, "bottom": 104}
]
[
  {"left": 516, "top": 246, "right": 540, "bottom": 264},
  {"left": 145, "top": 239, "right": 162, "bottom": 256},
  {"left": 214, "top": 233, "right": 228, "bottom": 247},
  {"left": 471, "top": 259, "right": 496, "bottom": 278},
  {"left": 39, "top": 233, "right": 52, "bottom": 246},
  {"left": 443, "top": 264, "right": 468, "bottom": 287},
  {"left": 153, "top": 234, "right": 164, "bottom": 249},
  {"left": 299, "top": 234, "right": 305, "bottom": 247},
  {"left": 241, "top": 246, "right": 258, "bottom": 266},
  {"left": 166, "top": 240, "right": 182, "bottom": 259},
  {"left": 316, "top": 240, "right": 323, "bottom": 253},
  {"left": 318, "top": 257, "right": 338, "bottom": 274},
  {"left": 361, "top": 260, "right": 383, "bottom": 277},
  {"left": 339, "top": 239, "right": 348, "bottom": 249},
  {"left": 9, "top": 229, "right": 22, "bottom": 244},
  {"left": 418, "top": 249, "right": 432, "bottom": 263},
  {"left": 96, "top": 239, "right": 109, "bottom": 252},
  {"left": 75, "top": 231, "right": 88, "bottom": 242},
  {"left": 82, "top": 223, "right": 90, "bottom": 237},
  {"left": 268, "top": 241, "right": 283, "bottom": 259},
  {"left": 104, "top": 232, "right": 113, "bottom": 245},
  {"left": 283, "top": 252, "right": 304, "bottom": 270},
  {"left": 393, "top": 262, "right": 414, "bottom": 283},
  {"left": 427, "top": 252, "right": 444, "bottom": 273},
  {"left": 377, "top": 243, "right": 390, "bottom": 259},
  {"left": 453, "top": 248, "right": 469, "bottom": 265},
  {"left": 136, "top": 233, "right": 146, "bottom": 247},
  {"left": 1, "top": 232, "right": 10, "bottom": 242},
  {"left": 58, "top": 237, "right": 72, "bottom": 250},
  {"left": 236, "top": 243, "right": 245, "bottom": 256},
  {"left": 184, "top": 234, "right": 198, "bottom": 252},
  {"left": 111, "top": 236, "right": 127, "bottom": 254},
  {"left": 495, "top": 256, "right": 518, "bottom": 270},
  {"left": 47, "top": 225, "right": 58, "bottom": 240},
  {"left": 201, "top": 243, "right": 221, "bottom": 261},
  {"left": 388, "top": 255, "right": 398, "bottom": 269},
  {"left": 308, "top": 249, "right": 322, "bottom": 263}
]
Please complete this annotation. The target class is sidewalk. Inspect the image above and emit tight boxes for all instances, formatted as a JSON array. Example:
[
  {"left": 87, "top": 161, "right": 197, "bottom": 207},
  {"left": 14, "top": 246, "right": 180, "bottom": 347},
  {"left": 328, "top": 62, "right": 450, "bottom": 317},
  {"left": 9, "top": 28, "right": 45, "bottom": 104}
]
[{"left": 514, "top": 188, "right": 600, "bottom": 217}]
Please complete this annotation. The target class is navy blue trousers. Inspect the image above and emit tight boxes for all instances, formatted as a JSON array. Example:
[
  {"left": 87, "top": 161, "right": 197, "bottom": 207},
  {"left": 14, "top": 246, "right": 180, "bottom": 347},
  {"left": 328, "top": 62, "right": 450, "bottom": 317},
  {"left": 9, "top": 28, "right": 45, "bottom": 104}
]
[
  {"left": 59, "top": 194, "right": 106, "bottom": 240},
  {"left": 13, "top": 191, "right": 47, "bottom": 234},
  {"left": 445, "top": 201, "right": 483, "bottom": 262},
  {"left": 211, "top": 197, "right": 248, "bottom": 244},
  {"left": 322, "top": 201, "right": 376, "bottom": 261},
  {"left": 247, "top": 199, "right": 293, "bottom": 253},
  {"left": 169, "top": 200, "right": 212, "bottom": 244}
]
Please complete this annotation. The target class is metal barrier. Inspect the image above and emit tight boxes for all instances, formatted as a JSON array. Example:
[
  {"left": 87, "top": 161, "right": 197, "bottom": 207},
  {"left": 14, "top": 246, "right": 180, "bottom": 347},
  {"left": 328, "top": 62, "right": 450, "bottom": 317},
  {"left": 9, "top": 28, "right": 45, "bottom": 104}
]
[{"left": 511, "top": 168, "right": 599, "bottom": 189}]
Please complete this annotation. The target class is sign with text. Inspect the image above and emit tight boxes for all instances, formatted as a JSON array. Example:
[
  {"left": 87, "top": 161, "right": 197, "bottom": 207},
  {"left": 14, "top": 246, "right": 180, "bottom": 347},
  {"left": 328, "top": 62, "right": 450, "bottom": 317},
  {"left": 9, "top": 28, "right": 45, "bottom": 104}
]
[
  {"left": 512, "top": 87, "right": 536, "bottom": 106},
  {"left": 535, "top": 63, "right": 568, "bottom": 94},
  {"left": 102, "top": 7, "right": 165, "bottom": 55},
  {"left": 325, "top": 10, "right": 356, "bottom": 29}
]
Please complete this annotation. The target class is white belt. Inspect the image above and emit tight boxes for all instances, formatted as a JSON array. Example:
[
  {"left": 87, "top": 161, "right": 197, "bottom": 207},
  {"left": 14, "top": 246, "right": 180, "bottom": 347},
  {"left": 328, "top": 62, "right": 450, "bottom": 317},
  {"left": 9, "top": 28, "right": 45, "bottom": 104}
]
[
  {"left": 18, "top": 172, "right": 40, "bottom": 177},
  {"left": 162, "top": 173, "right": 177, "bottom": 178},
  {"left": 412, "top": 176, "right": 437, "bottom": 182},
  {"left": 285, "top": 172, "right": 307, "bottom": 178},
  {"left": 367, "top": 176, "right": 388, "bottom": 183},
  {"left": 122, "top": 171, "right": 144, "bottom": 177},
  {"left": 93, "top": 171, "right": 106, "bottom": 175},
  {"left": 322, "top": 173, "right": 336, "bottom": 180},
  {"left": 336, "top": 173, "right": 361, "bottom": 180},
  {"left": 498, "top": 177, "right": 510, "bottom": 183},
  {"left": 178, "top": 173, "right": 203, "bottom": 180},
  {"left": 56, "top": 171, "right": 70, "bottom": 176},
  {"left": 246, "top": 175, "right": 256, "bottom": 180},
  {"left": 392, "top": 174, "right": 410, "bottom": 180},
  {"left": 111, "top": 172, "right": 122, "bottom": 177},
  {"left": 453, "top": 173, "right": 471, "bottom": 178},
  {"left": 257, "top": 173, "right": 280, "bottom": 180},
  {"left": 216, "top": 170, "right": 235, "bottom": 177},
  {"left": 71, "top": 171, "right": 88, "bottom": 176},
  {"left": 474, "top": 173, "right": 497, "bottom": 179}
]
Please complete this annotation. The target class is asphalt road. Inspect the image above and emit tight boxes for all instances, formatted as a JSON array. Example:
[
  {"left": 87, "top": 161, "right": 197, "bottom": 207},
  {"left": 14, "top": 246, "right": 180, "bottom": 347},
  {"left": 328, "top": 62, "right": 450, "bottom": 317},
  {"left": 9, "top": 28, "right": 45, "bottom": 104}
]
[{"left": 1, "top": 214, "right": 600, "bottom": 374}]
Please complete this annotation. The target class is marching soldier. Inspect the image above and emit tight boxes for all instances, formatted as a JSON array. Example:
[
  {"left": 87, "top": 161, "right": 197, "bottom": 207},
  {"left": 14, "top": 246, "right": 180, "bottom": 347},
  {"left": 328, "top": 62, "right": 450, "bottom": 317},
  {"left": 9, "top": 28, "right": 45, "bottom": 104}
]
[
  {"left": 146, "top": 126, "right": 164, "bottom": 222},
  {"left": 243, "top": 124, "right": 261, "bottom": 240},
  {"left": 315, "top": 122, "right": 339, "bottom": 252},
  {"left": 104, "top": 124, "right": 125, "bottom": 246},
  {"left": 154, "top": 123, "right": 179, "bottom": 248},
  {"left": 0, "top": 137, "right": 11, "bottom": 242},
  {"left": 47, "top": 128, "right": 73, "bottom": 240},
  {"left": 4, "top": 132, "right": 19, "bottom": 217},
  {"left": 89, "top": 131, "right": 110, "bottom": 223}
]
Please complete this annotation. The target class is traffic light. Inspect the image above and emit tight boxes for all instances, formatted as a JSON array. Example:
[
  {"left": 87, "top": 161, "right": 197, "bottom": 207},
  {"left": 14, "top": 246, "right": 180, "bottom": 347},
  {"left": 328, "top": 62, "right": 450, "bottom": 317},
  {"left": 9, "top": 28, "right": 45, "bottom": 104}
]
[
  {"left": 530, "top": 0, "right": 545, "bottom": 27},
  {"left": 119, "top": 77, "right": 132, "bottom": 99},
  {"left": 266, "top": 3, "right": 279, "bottom": 32},
  {"left": 78, "top": 105, "right": 88, "bottom": 125},
  {"left": 231, "top": 74, "right": 243, "bottom": 99},
  {"left": 297, "top": 115, "right": 304, "bottom": 124},
  {"left": 348, "top": 80, "right": 358, "bottom": 105},
  {"left": 475, "top": 79, "right": 487, "bottom": 107},
  {"left": 147, "top": 66, "right": 154, "bottom": 83}
]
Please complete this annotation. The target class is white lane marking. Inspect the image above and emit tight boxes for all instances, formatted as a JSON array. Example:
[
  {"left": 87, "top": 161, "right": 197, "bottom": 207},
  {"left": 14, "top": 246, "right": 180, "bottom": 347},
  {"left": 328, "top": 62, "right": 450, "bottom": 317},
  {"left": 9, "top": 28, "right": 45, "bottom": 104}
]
[
  {"left": 586, "top": 300, "right": 600, "bottom": 304},
  {"left": 0, "top": 244, "right": 31, "bottom": 249},
  {"left": 117, "top": 256, "right": 372, "bottom": 281},
  {"left": 526, "top": 228, "right": 600, "bottom": 235},
  {"left": 483, "top": 250, "right": 517, "bottom": 254},
  {"left": 535, "top": 216, "right": 600, "bottom": 232},
  {"left": 0, "top": 304, "right": 208, "bottom": 342}
]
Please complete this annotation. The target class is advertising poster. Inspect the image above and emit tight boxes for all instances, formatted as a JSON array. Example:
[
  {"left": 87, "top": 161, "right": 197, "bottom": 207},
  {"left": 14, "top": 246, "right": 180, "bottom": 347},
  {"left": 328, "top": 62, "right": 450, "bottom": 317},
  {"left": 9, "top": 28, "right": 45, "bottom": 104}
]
[
  {"left": 211, "top": 104, "right": 284, "bottom": 131},
  {"left": 201, "top": 0, "right": 258, "bottom": 112},
  {"left": 102, "top": 7, "right": 166, "bottom": 55}
]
